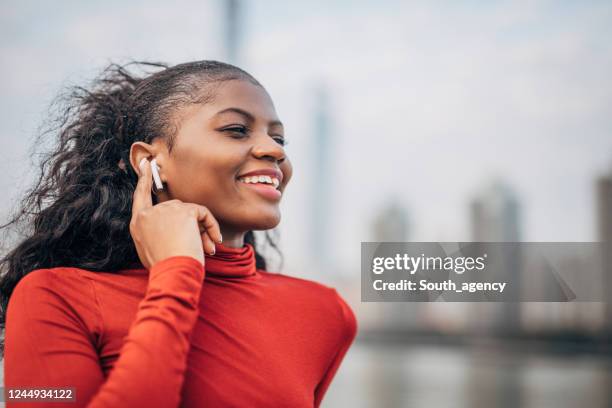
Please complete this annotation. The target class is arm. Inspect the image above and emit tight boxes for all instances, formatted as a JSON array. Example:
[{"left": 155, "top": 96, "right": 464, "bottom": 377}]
[
  {"left": 3, "top": 255, "right": 204, "bottom": 408},
  {"left": 314, "top": 289, "right": 358, "bottom": 407}
]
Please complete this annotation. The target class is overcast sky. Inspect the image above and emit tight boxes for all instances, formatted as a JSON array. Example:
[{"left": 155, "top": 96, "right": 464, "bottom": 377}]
[{"left": 1, "top": 0, "right": 611, "bottom": 277}]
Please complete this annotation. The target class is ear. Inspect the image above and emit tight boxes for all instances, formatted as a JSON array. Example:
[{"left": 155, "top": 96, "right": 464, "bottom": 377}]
[{"left": 129, "top": 142, "right": 156, "bottom": 177}]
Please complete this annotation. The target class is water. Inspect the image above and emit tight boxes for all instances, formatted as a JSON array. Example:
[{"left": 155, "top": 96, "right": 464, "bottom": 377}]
[
  {"left": 323, "top": 341, "right": 612, "bottom": 408},
  {"left": 1, "top": 342, "right": 609, "bottom": 408}
]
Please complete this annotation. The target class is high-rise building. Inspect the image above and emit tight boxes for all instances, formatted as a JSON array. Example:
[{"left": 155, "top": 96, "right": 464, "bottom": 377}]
[
  {"left": 470, "top": 179, "right": 522, "bottom": 334},
  {"left": 597, "top": 168, "right": 612, "bottom": 332},
  {"left": 597, "top": 169, "right": 612, "bottom": 241},
  {"left": 372, "top": 199, "right": 410, "bottom": 242},
  {"left": 369, "top": 200, "right": 420, "bottom": 331},
  {"left": 224, "top": 0, "right": 241, "bottom": 64},
  {"left": 470, "top": 180, "right": 521, "bottom": 242},
  {"left": 310, "top": 84, "right": 333, "bottom": 275}
]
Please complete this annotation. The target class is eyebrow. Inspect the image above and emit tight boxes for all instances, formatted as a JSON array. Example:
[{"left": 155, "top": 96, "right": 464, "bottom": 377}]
[{"left": 215, "top": 107, "right": 283, "bottom": 127}]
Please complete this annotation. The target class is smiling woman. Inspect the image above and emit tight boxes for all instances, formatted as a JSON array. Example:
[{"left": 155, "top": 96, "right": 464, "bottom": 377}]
[{"left": 0, "top": 60, "right": 357, "bottom": 407}]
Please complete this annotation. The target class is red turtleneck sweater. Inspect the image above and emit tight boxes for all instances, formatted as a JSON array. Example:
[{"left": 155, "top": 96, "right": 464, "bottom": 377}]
[{"left": 4, "top": 243, "right": 357, "bottom": 407}]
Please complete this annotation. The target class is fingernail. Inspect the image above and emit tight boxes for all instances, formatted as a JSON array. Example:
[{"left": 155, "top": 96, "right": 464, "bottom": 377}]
[
  {"left": 210, "top": 247, "right": 216, "bottom": 255},
  {"left": 139, "top": 157, "right": 147, "bottom": 170},
  {"left": 218, "top": 234, "right": 223, "bottom": 243}
]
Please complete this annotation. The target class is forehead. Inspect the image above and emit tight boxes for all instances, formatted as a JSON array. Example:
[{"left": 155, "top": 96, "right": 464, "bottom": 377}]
[{"left": 206, "top": 79, "right": 278, "bottom": 121}]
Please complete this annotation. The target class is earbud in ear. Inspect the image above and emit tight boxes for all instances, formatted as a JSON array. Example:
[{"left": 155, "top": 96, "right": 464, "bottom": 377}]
[{"left": 150, "top": 158, "right": 164, "bottom": 191}]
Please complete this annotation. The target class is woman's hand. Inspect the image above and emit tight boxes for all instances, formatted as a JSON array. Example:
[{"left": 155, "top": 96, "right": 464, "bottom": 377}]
[{"left": 130, "top": 157, "right": 223, "bottom": 269}]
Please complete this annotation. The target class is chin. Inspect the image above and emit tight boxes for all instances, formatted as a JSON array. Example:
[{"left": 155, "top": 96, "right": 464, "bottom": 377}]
[{"left": 246, "top": 209, "right": 281, "bottom": 230}]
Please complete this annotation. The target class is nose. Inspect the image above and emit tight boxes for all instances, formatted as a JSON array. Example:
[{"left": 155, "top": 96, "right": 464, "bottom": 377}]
[{"left": 251, "top": 134, "right": 286, "bottom": 164}]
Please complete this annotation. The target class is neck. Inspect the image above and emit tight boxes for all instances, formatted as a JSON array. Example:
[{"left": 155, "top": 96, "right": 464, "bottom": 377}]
[{"left": 219, "top": 225, "right": 245, "bottom": 248}]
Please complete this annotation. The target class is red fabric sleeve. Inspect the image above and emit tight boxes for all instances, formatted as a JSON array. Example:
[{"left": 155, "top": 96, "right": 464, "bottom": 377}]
[
  {"left": 3, "top": 255, "right": 204, "bottom": 408},
  {"left": 313, "top": 289, "right": 358, "bottom": 407}
]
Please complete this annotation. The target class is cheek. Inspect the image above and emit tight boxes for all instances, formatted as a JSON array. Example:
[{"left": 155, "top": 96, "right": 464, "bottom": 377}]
[
  {"left": 189, "top": 166, "right": 239, "bottom": 205},
  {"left": 169, "top": 150, "right": 240, "bottom": 206},
  {"left": 280, "top": 159, "right": 293, "bottom": 188}
]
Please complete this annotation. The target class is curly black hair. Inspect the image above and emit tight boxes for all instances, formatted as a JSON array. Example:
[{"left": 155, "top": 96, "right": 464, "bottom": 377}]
[{"left": 0, "top": 60, "right": 283, "bottom": 357}]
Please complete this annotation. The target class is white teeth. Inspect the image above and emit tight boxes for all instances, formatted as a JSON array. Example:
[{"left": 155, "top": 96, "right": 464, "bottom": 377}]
[{"left": 238, "top": 175, "right": 281, "bottom": 189}]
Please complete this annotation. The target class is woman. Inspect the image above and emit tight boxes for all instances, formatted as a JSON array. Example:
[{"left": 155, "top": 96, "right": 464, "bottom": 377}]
[{"left": 0, "top": 60, "right": 357, "bottom": 407}]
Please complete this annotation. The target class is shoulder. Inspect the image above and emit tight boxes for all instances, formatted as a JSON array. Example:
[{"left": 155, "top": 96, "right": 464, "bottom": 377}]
[
  {"left": 258, "top": 271, "right": 358, "bottom": 338},
  {"left": 12, "top": 266, "right": 95, "bottom": 298},
  {"left": 8, "top": 266, "right": 102, "bottom": 331},
  {"left": 327, "top": 286, "right": 358, "bottom": 342}
]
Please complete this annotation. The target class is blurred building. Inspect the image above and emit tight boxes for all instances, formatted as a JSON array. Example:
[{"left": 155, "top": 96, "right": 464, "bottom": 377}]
[
  {"left": 223, "top": 0, "right": 242, "bottom": 64},
  {"left": 369, "top": 200, "right": 425, "bottom": 331},
  {"left": 372, "top": 199, "right": 410, "bottom": 242},
  {"left": 598, "top": 168, "right": 612, "bottom": 242},
  {"left": 597, "top": 167, "right": 612, "bottom": 333},
  {"left": 310, "top": 84, "right": 334, "bottom": 275},
  {"left": 470, "top": 180, "right": 521, "bottom": 242},
  {"left": 469, "top": 180, "right": 522, "bottom": 334}
]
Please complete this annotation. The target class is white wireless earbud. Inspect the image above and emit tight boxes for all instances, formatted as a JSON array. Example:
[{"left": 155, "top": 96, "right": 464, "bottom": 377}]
[{"left": 150, "top": 158, "right": 164, "bottom": 191}]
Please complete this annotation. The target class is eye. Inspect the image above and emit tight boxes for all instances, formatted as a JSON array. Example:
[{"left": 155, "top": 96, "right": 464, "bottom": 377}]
[
  {"left": 223, "top": 125, "right": 250, "bottom": 138},
  {"left": 273, "top": 136, "right": 288, "bottom": 146},
  {"left": 221, "top": 125, "right": 288, "bottom": 146}
]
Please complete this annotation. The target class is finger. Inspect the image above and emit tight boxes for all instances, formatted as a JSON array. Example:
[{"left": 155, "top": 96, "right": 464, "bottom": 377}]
[
  {"left": 132, "top": 157, "right": 153, "bottom": 213},
  {"left": 201, "top": 231, "right": 216, "bottom": 255},
  {"left": 190, "top": 204, "right": 223, "bottom": 244},
  {"left": 197, "top": 218, "right": 216, "bottom": 255}
]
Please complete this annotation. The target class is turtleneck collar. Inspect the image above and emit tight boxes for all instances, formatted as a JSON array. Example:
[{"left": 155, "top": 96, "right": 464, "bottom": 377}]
[
  {"left": 123, "top": 243, "right": 258, "bottom": 278},
  {"left": 204, "top": 242, "right": 257, "bottom": 278}
]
